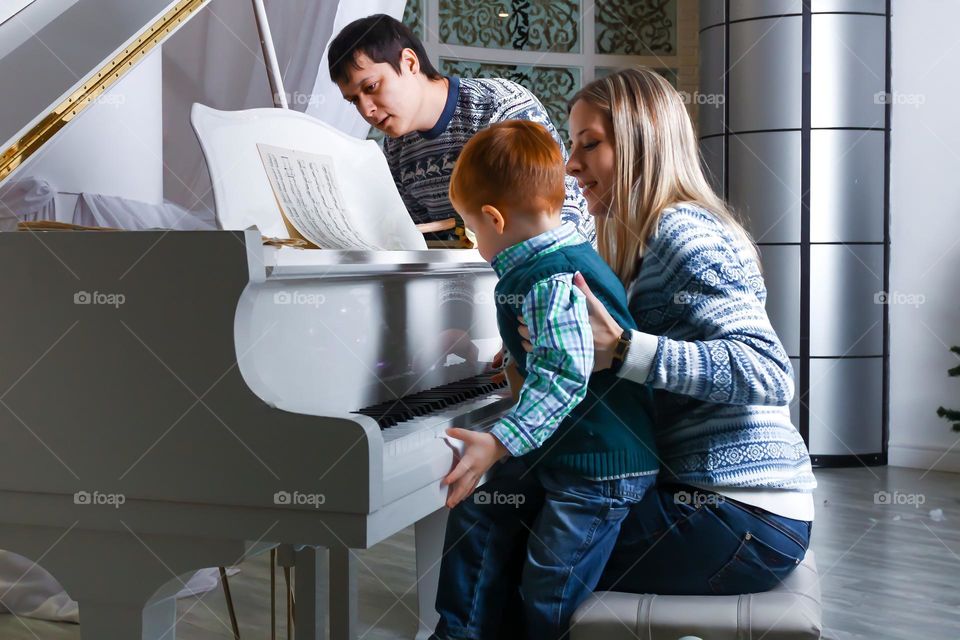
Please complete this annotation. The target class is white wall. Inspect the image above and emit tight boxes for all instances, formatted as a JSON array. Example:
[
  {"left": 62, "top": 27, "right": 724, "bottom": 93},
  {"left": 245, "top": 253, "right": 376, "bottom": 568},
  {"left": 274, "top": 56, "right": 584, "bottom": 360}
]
[{"left": 888, "top": 0, "right": 960, "bottom": 472}]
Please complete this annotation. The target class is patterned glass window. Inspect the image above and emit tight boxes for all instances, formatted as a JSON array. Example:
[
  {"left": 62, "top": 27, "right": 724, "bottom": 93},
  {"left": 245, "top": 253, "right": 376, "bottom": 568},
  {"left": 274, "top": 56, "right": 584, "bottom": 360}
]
[
  {"left": 440, "top": 59, "right": 580, "bottom": 140},
  {"left": 439, "top": 1, "right": 581, "bottom": 53},
  {"left": 373, "top": 1, "right": 699, "bottom": 138},
  {"left": 403, "top": 0, "right": 424, "bottom": 40},
  {"left": 595, "top": 0, "right": 677, "bottom": 55},
  {"left": 596, "top": 66, "right": 679, "bottom": 87}
]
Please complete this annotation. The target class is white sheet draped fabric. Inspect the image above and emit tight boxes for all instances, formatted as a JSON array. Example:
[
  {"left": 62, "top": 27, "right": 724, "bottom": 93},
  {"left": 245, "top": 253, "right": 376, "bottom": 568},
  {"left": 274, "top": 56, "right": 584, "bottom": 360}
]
[
  {"left": 73, "top": 192, "right": 216, "bottom": 230},
  {"left": 0, "top": 550, "right": 231, "bottom": 623},
  {"left": 0, "top": 177, "right": 54, "bottom": 227}
]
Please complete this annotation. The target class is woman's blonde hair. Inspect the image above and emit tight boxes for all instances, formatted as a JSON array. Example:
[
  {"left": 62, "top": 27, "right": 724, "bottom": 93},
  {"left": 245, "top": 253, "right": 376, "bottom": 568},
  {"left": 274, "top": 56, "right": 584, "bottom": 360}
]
[{"left": 569, "top": 67, "right": 757, "bottom": 284}]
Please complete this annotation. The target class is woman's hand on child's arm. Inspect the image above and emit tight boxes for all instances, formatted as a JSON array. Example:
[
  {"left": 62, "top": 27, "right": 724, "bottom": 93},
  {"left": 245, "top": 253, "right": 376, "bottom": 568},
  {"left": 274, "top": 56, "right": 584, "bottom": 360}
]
[{"left": 442, "top": 429, "right": 509, "bottom": 509}]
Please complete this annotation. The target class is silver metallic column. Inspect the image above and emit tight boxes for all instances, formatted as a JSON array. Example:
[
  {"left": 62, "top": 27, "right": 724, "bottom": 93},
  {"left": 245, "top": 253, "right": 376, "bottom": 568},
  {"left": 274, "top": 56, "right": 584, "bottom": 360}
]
[{"left": 699, "top": 0, "right": 889, "bottom": 466}]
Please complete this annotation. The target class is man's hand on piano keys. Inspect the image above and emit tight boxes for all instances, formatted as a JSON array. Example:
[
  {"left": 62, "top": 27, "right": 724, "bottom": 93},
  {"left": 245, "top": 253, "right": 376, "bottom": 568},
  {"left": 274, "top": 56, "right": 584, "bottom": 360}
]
[
  {"left": 442, "top": 428, "right": 509, "bottom": 509},
  {"left": 517, "top": 315, "right": 533, "bottom": 353},
  {"left": 503, "top": 360, "right": 525, "bottom": 405},
  {"left": 490, "top": 348, "right": 525, "bottom": 405},
  {"left": 438, "top": 328, "right": 479, "bottom": 363},
  {"left": 490, "top": 348, "right": 506, "bottom": 385}
]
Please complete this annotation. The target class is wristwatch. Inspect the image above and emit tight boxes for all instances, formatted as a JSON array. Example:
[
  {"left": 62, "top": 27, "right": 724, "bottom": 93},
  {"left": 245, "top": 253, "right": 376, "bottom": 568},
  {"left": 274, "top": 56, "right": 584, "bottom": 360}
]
[{"left": 609, "top": 329, "right": 632, "bottom": 374}]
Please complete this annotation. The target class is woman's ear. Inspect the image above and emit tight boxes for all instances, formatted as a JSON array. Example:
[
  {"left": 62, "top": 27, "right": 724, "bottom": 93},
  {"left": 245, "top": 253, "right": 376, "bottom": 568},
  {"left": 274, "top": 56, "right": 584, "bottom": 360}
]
[{"left": 480, "top": 204, "right": 506, "bottom": 234}]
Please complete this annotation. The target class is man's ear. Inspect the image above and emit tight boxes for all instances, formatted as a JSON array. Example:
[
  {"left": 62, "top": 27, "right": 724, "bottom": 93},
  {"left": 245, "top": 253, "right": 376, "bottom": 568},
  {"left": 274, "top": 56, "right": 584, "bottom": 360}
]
[
  {"left": 400, "top": 47, "right": 419, "bottom": 75},
  {"left": 480, "top": 205, "right": 506, "bottom": 234}
]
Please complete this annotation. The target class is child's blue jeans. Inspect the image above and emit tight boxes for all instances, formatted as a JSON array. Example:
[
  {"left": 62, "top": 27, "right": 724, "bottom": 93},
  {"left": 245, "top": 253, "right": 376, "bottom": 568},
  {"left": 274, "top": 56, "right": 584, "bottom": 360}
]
[{"left": 431, "top": 457, "right": 656, "bottom": 640}]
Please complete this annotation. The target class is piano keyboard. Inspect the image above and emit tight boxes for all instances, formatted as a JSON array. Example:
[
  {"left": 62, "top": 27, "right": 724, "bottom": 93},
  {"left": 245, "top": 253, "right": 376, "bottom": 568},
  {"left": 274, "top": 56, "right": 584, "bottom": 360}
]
[
  {"left": 371, "top": 373, "right": 514, "bottom": 503},
  {"left": 353, "top": 373, "right": 507, "bottom": 430}
]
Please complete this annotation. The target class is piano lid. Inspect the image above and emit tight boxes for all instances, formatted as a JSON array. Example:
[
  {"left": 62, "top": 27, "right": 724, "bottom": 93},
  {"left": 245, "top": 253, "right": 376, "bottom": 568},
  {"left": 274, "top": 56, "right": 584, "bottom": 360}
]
[
  {"left": 0, "top": 0, "right": 209, "bottom": 184},
  {"left": 0, "top": 1, "right": 39, "bottom": 27}
]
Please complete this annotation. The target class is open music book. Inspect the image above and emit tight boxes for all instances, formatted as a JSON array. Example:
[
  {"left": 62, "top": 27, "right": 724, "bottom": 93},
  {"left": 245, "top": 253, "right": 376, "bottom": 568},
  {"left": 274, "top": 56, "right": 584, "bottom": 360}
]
[{"left": 257, "top": 143, "right": 427, "bottom": 251}]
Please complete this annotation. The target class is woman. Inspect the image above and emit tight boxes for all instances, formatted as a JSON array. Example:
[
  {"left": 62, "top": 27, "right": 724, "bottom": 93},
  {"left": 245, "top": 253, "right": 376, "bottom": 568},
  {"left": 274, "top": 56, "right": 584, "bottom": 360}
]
[
  {"left": 435, "top": 67, "right": 815, "bottom": 639},
  {"left": 522, "top": 67, "right": 817, "bottom": 596}
]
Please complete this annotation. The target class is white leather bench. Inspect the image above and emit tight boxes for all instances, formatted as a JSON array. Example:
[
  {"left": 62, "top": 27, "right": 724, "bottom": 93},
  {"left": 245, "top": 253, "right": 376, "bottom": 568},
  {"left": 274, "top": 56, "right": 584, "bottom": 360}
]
[{"left": 571, "top": 551, "right": 822, "bottom": 640}]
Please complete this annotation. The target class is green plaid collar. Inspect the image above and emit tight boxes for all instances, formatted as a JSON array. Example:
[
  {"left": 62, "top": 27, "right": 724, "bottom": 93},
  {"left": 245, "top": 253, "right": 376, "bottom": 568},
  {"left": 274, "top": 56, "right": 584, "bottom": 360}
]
[{"left": 491, "top": 222, "right": 585, "bottom": 278}]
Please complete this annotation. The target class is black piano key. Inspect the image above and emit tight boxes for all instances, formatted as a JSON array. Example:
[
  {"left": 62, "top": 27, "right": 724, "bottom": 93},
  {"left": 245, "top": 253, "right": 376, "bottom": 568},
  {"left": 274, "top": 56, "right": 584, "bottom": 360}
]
[
  {"left": 373, "top": 399, "right": 417, "bottom": 417},
  {"left": 415, "top": 395, "right": 456, "bottom": 409},
  {"left": 383, "top": 409, "right": 414, "bottom": 422},
  {"left": 414, "top": 397, "right": 449, "bottom": 411},
  {"left": 356, "top": 410, "right": 393, "bottom": 426},
  {"left": 407, "top": 398, "right": 446, "bottom": 412},
  {"left": 428, "top": 389, "right": 467, "bottom": 404}
]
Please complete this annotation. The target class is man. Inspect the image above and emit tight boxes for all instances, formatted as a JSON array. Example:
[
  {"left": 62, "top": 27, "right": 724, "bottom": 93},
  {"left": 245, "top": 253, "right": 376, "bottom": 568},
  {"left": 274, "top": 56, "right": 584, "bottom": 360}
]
[{"left": 328, "top": 14, "right": 595, "bottom": 244}]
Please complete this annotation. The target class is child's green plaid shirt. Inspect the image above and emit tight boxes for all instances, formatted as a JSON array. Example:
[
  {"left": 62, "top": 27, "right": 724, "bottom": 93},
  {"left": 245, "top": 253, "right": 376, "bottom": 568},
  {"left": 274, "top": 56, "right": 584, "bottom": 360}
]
[{"left": 489, "top": 223, "right": 594, "bottom": 457}]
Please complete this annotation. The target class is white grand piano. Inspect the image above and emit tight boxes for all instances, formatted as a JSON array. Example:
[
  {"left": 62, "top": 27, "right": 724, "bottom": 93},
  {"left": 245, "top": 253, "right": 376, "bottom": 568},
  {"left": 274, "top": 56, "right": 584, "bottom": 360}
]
[{"left": 0, "top": 1, "right": 511, "bottom": 638}]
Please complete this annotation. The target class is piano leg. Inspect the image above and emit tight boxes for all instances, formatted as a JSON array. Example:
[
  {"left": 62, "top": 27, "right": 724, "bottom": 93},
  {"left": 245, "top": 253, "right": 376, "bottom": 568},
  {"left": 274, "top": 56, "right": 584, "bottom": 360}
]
[
  {"left": 328, "top": 545, "right": 357, "bottom": 640},
  {"left": 276, "top": 544, "right": 296, "bottom": 637},
  {"left": 294, "top": 546, "right": 326, "bottom": 640},
  {"left": 414, "top": 508, "right": 448, "bottom": 640}
]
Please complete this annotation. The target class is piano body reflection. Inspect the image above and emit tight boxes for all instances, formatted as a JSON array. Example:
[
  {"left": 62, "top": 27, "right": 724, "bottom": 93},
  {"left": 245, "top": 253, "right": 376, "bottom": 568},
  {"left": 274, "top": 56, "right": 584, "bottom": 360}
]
[{"left": 0, "top": 1, "right": 511, "bottom": 638}]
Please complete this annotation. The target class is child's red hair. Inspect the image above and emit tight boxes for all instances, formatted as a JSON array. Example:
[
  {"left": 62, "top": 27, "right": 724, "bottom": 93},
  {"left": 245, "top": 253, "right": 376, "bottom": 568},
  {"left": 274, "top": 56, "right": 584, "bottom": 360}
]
[{"left": 449, "top": 120, "right": 566, "bottom": 217}]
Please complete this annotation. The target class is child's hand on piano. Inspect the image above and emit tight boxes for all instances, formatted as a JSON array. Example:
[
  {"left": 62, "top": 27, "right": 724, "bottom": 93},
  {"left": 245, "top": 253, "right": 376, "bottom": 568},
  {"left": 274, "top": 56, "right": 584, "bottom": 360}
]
[{"left": 442, "top": 429, "right": 509, "bottom": 509}]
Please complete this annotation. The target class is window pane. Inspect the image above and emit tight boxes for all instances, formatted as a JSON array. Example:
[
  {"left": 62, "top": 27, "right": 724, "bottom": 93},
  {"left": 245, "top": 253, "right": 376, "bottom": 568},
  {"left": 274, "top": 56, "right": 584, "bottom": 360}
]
[
  {"left": 439, "top": 1, "right": 580, "bottom": 53},
  {"left": 595, "top": 0, "right": 677, "bottom": 55},
  {"left": 440, "top": 59, "right": 580, "bottom": 140}
]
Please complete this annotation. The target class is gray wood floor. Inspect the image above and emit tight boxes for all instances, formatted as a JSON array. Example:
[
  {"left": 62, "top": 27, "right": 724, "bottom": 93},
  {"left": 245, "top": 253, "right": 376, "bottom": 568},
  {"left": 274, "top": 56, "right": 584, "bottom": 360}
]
[{"left": 1, "top": 465, "right": 958, "bottom": 639}]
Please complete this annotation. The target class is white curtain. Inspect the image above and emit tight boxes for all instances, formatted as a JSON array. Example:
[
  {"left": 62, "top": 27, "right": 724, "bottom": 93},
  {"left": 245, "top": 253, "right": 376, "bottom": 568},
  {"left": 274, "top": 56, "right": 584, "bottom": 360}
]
[{"left": 306, "top": 0, "right": 407, "bottom": 138}]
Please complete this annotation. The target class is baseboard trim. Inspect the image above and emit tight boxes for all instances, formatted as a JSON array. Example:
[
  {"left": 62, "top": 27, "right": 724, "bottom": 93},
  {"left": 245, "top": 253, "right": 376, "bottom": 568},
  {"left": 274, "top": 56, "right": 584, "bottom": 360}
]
[{"left": 888, "top": 442, "right": 960, "bottom": 473}]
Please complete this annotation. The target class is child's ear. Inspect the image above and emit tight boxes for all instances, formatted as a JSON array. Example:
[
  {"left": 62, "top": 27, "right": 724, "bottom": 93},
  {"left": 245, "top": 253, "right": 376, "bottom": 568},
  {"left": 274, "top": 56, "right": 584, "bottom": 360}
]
[{"left": 480, "top": 205, "right": 506, "bottom": 235}]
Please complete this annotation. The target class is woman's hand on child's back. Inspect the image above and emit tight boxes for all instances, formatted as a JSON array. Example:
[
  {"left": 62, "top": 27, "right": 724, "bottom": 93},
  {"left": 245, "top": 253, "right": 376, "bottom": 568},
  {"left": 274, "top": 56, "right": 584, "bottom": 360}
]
[{"left": 442, "top": 429, "right": 509, "bottom": 509}]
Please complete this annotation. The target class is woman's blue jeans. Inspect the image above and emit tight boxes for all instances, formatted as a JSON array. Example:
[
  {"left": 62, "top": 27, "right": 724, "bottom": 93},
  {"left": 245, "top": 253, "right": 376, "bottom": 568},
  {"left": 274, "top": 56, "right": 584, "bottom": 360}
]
[
  {"left": 597, "top": 482, "right": 811, "bottom": 595},
  {"left": 432, "top": 467, "right": 811, "bottom": 639}
]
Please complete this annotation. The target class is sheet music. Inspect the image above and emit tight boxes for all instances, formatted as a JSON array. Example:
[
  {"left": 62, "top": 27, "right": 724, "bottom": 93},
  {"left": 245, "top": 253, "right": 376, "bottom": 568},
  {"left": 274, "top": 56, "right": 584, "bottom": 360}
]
[{"left": 257, "top": 143, "right": 382, "bottom": 250}]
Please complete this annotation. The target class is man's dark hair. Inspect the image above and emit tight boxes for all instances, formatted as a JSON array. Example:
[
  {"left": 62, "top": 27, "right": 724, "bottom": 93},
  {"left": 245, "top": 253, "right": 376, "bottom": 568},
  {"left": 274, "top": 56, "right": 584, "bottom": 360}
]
[{"left": 328, "top": 14, "right": 442, "bottom": 86}]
